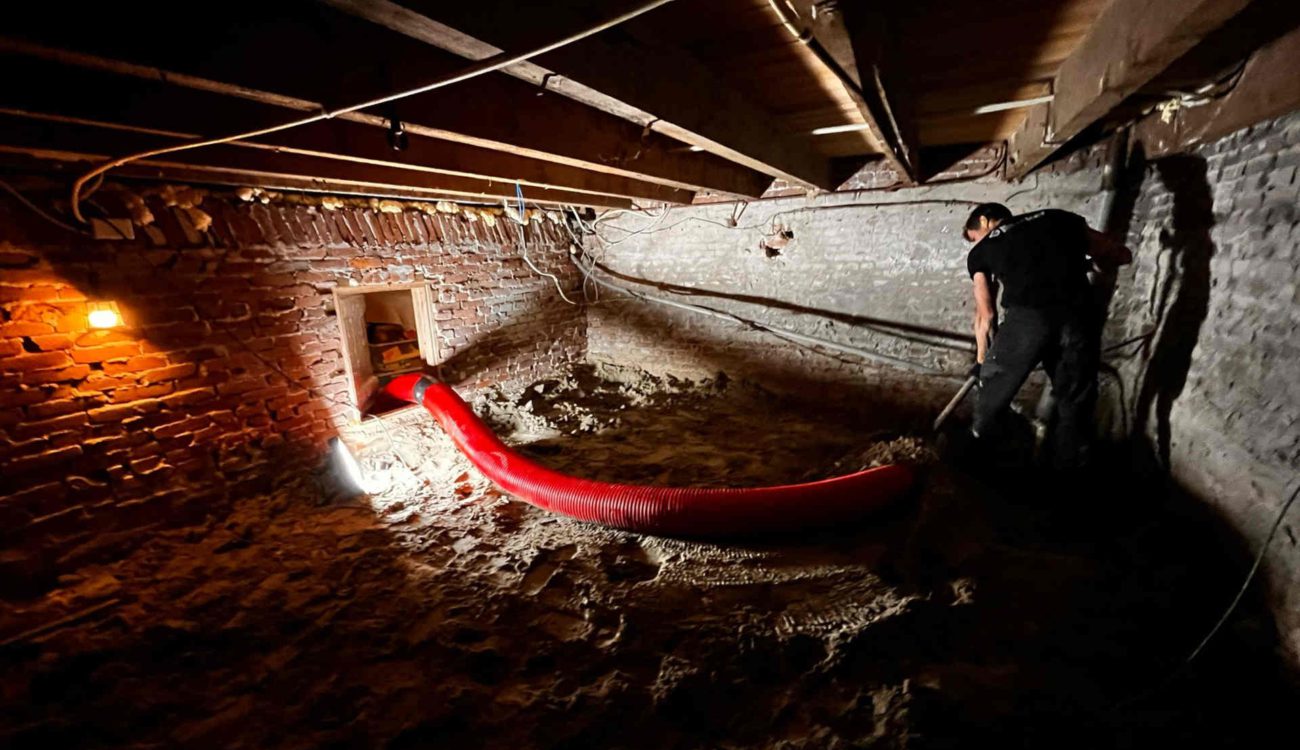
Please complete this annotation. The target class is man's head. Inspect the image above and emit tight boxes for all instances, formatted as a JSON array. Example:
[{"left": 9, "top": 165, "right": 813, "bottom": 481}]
[{"left": 963, "top": 203, "right": 1013, "bottom": 243}]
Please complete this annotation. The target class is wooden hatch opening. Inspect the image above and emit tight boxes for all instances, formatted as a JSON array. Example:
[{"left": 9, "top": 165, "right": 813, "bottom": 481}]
[{"left": 334, "top": 282, "right": 441, "bottom": 418}]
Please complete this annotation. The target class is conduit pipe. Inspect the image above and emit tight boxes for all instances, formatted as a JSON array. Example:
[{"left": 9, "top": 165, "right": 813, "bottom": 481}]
[
  {"left": 67, "top": 0, "right": 678, "bottom": 222},
  {"left": 574, "top": 255, "right": 955, "bottom": 375},
  {"left": 384, "top": 374, "right": 914, "bottom": 536}
]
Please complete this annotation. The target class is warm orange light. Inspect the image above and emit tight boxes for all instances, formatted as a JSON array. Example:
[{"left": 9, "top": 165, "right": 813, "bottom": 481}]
[{"left": 87, "top": 301, "right": 121, "bottom": 329}]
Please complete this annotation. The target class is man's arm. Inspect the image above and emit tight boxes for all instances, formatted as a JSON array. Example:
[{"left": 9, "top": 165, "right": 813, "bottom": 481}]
[
  {"left": 972, "top": 271, "right": 996, "bottom": 364},
  {"left": 1086, "top": 228, "right": 1133, "bottom": 268}
]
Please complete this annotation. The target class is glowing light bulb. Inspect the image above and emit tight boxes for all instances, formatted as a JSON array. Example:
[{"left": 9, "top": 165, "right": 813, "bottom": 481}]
[{"left": 87, "top": 301, "right": 121, "bottom": 329}]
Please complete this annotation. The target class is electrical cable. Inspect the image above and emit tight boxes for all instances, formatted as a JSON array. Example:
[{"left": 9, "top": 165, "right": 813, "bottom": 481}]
[
  {"left": 1092, "top": 479, "right": 1300, "bottom": 725},
  {"left": 586, "top": 255, "right": 978, "bottom": 353},
  {"left": 66, "top": 0, "right": 679, "bottom": 223},
  {"left": 1186, "top": 481, "right": 1300, "bottom": 665},
  {"left": 0, "top": 178, "right": 92, "bottom": 236},
  {"left": 590, "top": 197, "right": 994, "bottom": 247},
  {"left": 514, "top": 183, "right": 578, "bottom": 305},
  {"left": 590, "top": 202, "right": 673, "bottom": 244},
  {"left": 1102, "top": 327, "right": 1156, "bottom": 355},
  {"left": 1156, "top": 55, "right": 1251, "bottom": 108},
  {"left": 573, "top": 253, "right": 953, "bottom": 376},
  {"left": 559, "top": 207, "right": 602, "bottom": 304}
]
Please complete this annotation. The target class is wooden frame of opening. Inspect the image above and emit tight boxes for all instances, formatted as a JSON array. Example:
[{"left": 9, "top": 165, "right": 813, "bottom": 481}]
[{"left": 333, "top": 281, "right": 441, "bottom": 418}]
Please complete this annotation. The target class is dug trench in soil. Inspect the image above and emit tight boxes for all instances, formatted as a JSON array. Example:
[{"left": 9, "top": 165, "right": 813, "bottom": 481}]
[{"left": 0, "top": 363, "right": 1295, "bottom": 748}]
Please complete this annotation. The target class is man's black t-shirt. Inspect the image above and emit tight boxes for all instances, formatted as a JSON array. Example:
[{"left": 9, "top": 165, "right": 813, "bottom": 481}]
[{"left": 966, "top": 209, "right": 1090, "bottom": 309}]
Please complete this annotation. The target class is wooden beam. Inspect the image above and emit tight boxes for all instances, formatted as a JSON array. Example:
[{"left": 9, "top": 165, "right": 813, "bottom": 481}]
[
  {"left": 321, "top": 0, "right": 833, "bottom": 191},
  {"left": 783, "top": 0, "right": 921, "bottom": 183},
  {"left": 0, "top": 150, "right": 632, "bottom": 210},
  {"left": 0, "top": 4, "right": 770, "bottom": 197},
  {"left": 0, "top": 114, "right": 629, "bottom": 209},
  {"left": 1007, "top": 0, "right": 1255, "bottom": 179},
  {"left": 0, "top": 55, "right": 691, "bottom": 205},
  {"left": 1132, "top": 24, "right": 1300, "bottom": 160}
]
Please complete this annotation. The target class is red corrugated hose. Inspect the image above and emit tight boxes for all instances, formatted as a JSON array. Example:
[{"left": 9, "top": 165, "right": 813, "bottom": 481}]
[{"left": 385, "top": 374, "right": 914, "bottom": 536}]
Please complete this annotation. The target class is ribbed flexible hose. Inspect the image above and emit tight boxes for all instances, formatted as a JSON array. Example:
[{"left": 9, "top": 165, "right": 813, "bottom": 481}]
[{"left": 385, "top": 374, "right": 914, "bottom": 536}]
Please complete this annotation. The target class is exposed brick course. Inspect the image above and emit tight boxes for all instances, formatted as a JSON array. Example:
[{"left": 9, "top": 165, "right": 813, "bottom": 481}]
[
  {"left": 1109, "top": 112, "right": 1300, "bottom": 664},
  {"left": 0, "top": 191, "right": 583, "bottom": 593}
]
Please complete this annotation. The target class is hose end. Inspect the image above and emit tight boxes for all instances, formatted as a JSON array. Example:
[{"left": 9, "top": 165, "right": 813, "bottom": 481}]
[
  {"left": 383, "top": 373, "right": 438, "bottom": 403},
  {"left": 411, "top": 374, "right": 436, "bottom": 403}
]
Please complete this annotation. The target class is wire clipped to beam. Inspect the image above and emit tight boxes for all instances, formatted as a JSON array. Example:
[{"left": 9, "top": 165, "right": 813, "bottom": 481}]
[{"left": 65, "top": 0, "right": 680, "bottom": 223}]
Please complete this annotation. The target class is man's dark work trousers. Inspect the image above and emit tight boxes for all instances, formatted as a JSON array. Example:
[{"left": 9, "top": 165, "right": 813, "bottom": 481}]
[{"left": 972, "top": 306, "right": 1099, "bottom": 468}]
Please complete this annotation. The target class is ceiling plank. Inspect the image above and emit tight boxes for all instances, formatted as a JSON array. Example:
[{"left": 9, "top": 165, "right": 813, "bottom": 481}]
[
  {"left": 1007, "top": 0, "right": 1255, "bottom": 178},
  {"left": 0, "top": 114, "right": 628, "bottom": 209},
  {"left": 0, "top": 3, "right": 770, "bottom": 197},
  {"left": 321, "top": 0, "right": 834, "bottom": 191},
  {"left": 0, "top": 56, "right": 691, "bottom": 205}
]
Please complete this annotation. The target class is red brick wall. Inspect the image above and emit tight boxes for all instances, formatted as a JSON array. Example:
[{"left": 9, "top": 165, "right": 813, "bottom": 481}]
[{"left": 0, "top": 186, "right": 584, "bottom": 592}]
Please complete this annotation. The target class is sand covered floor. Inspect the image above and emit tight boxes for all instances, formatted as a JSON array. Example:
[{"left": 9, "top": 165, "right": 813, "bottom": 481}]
[{"left": 1, "top": 364, "right": 1295, "bottom": 748}]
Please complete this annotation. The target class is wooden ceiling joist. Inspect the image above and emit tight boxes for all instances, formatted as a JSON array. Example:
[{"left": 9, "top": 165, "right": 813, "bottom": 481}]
[
  {"left": 778, "top": 1, "right": 920, "bottom": 183},
  {"left": 321, "top": 0, "right": 835, "bottom": 191},
  {"left": 0, "top": 114, "right": 629, "bottom": 209},
  {"left": 0, "top": 57, "right": 692, "bottom": 205},
  {"left": 0, "top": 5, "right": 770, "bottom": 198},
  {"left": 1007, "top": 0, "right": 1256, "bottom": 179}
]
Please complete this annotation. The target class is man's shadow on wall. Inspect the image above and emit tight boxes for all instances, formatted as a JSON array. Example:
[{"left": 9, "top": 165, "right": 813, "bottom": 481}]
[{"left": 1131, "top": 154, "right": 1217, "bottom": 469}]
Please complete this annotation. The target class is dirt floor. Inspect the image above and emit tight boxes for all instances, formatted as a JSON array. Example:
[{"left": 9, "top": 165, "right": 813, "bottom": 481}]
[{"left": 1, "top": 363, "right": 1296, "bottom": 749}]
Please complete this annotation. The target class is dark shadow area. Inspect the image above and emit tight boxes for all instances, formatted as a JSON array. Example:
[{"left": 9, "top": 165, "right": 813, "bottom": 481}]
[
  {"left": 1131, "top": 155, "right": 1216, "bottom": 468},
  {"left": 3, "top": 354, "right": 1296, "bottom": 748}
]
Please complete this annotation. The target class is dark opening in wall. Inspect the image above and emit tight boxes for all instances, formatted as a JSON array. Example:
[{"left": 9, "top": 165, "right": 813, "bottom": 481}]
[{"left": 334, "top": 283, "right": 440, "bottom": 417}]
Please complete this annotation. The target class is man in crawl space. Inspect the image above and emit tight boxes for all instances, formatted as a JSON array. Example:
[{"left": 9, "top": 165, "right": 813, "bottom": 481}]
[{"left": 961, "top": 203, "right": 1132, "bottom": 470}]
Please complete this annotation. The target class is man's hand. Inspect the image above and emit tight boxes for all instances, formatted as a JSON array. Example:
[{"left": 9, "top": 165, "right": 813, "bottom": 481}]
[
  {"left": 968, "top": 361, "right": 981, "bottom": 380},
  {"left": 1086, "top": 228, "right": 1133, "bottom": 269}
]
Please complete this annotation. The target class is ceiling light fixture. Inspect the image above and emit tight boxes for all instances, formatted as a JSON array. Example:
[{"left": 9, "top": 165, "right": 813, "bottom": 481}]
[
  {"left": 810, "top": 123, "right": 870, "bottom": 136},
  {"left": 972, "top": 95, "right": 1055, "bottom": 115}
]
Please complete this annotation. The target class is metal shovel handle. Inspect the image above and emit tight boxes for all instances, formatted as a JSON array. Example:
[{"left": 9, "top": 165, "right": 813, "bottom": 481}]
[{"left": 933, "top": 375, "right": 978, "bottom": 431}]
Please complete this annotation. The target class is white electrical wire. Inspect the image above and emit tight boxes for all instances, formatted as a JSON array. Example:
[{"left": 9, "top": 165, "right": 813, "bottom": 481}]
[
  {"left": 67, "top": 0, "right": 679, "bottom": 223},
  {"left": 515, "top": 184, "right": 578, "bottom": 305},
  {"left": 559, "top": 207, "right": 602, "bottom": 303}
]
